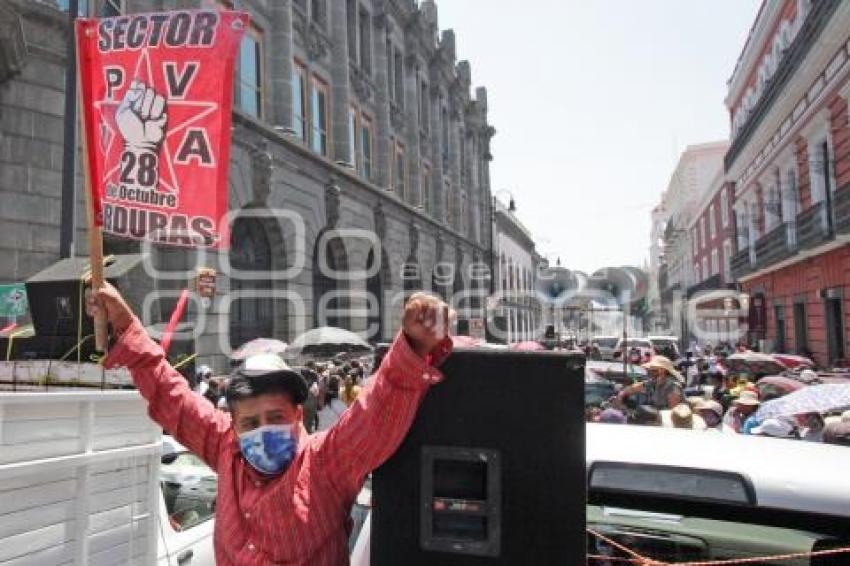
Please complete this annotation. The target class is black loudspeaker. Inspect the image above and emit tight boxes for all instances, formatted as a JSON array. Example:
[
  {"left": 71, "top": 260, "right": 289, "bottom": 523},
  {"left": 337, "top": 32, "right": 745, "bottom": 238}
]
[
  {"left": 25, "top": 254, "right": 152, "bottom": 337},
  {"left": 372, "top": 349, "right": 586, "bottom": 565}
]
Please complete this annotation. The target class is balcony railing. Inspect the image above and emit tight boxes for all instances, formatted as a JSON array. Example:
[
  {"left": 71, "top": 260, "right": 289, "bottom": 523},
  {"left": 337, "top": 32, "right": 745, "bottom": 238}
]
[
  {"left": 755, "top": 222, "right": 795, "bottom": 268},
  {"left": 730, "top": 248, "right": 753, "bottom": 280},
  {"left": 796, "top": 201, "right": 831, "bottom": 250},
  {"left": 835, "top": 185, "right": 850, "bottom": 235}
]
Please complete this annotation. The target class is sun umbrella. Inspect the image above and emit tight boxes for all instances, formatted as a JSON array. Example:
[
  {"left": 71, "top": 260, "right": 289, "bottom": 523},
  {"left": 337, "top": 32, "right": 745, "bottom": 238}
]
[
  {"left": 232, "top": 337, "right": 289, "bottom": 360},
  {"left": 757, "top": 375, "right": 806, "bottom": 401},
  {"left": 755, "top": 383, "right": 850, "bottom": 421},
  {"left": 452, "top": 335, "right": 482, "bottom": 348},
  {"left": 723, "top": 351, "right": 788, "bottom": 377},
  {"left": 771, "top": 353, "right": 814, "bottom": 369},
  {"left": 757, "top": 375, "right": 806, "bottom": 393},
  {"left": 511, "top": 341, "right": 545, "bottom": 352},
  {"left": 287, "top": 327, "right": 373, "bottom": 356}
]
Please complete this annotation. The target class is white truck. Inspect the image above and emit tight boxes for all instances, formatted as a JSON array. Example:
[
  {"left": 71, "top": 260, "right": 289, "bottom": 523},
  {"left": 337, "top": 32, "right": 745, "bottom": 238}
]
[{"left": 0, "top": 390, "right": 215, "bottom": 566}]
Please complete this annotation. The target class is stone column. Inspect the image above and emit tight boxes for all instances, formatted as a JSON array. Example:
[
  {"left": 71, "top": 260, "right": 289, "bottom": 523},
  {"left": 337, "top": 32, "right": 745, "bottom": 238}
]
[
  {"left": 430, "top": 85, "right": 445, "bottom": 218},
  {"left": 269, "top": 0, "right": 295, "bottom": 131},
  {"left": 468, "top": 133, "right": 482, "bottom": 243},
  {"left": 330, "top": 0, "right": 352, "bottom": 165},
  {"left": 404, "top": 57, "right": 422, "bottom": 206},
  {"left": 374, "top": 16, "right": 392, "bottom": 187},
  {"left": 448, "top": 102, "right": 462, "bottom": 230}
]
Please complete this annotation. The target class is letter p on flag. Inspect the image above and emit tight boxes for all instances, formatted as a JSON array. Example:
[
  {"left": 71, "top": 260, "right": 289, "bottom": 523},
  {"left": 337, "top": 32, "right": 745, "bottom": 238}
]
[{"left": 76, "top": 10, "right": 249, "bottom": 250}]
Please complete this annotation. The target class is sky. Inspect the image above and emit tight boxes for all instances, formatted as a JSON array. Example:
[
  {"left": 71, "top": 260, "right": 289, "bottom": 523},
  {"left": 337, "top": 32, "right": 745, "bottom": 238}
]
[{"left": 438, "top": 0, "right": 763, "bottom": 275}]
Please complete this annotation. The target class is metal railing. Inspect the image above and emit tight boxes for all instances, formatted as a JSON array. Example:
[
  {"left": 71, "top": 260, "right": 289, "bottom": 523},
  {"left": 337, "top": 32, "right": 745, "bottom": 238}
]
[
  {"left": 730, "top": 248, "right": 752, "bottom": 280},
  {"left": 796, "top": 201, "right": 831, "bottom": 250}
]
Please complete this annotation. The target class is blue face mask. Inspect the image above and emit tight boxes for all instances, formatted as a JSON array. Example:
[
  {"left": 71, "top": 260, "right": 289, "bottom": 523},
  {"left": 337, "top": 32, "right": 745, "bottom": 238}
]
[{"left": 238, "top": 424, "right": 297, "bottom": 475}]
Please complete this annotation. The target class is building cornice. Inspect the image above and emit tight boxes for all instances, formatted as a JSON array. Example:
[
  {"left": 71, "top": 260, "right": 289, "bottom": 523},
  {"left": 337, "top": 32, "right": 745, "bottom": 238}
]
[
  {"left": 725, "top": 0, "right": 842, "bottom": 172},
  {"left": 726, "top": 0, "right": 786, "bottom": 106},
  {"left": 730, "top": 14, "right": 850, "bottom": 198}
]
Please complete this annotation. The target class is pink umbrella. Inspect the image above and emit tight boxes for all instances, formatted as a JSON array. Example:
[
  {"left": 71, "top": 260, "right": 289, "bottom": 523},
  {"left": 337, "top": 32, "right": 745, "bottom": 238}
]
[
  {"left": 772, "top": 353, "right": 814, "bottom": 369},
  {"left": 451, "top": 335, "right": 482, "bottom": 348},
  {"left": 758, "top": 375, "right": 806, "bottom": 393},
  {"left": 511, "top": 341, "right": 545, "bottom": 352}
]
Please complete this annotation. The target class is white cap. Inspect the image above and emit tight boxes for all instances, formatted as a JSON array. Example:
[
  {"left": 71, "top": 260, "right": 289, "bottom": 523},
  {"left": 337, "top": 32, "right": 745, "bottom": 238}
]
[
  {"left": 752, "top": 418, "right": 795, "bottom": 438},
  {"left": 240, "top": 353, "right": 290, "bottom": 375}
]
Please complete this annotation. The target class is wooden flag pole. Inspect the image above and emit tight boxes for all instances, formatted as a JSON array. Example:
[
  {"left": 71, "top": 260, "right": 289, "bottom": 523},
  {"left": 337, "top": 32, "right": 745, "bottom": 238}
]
[{"left": 76, "top": 22, "right": 108, "bottom": 353}]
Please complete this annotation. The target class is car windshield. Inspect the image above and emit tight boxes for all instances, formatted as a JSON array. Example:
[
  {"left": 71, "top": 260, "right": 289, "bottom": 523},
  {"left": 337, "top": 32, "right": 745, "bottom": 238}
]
[
  {"left": 161, "top": 452, "right": 217, "bottom": 532},
  {"left": 595, "top": 338, "right": 618, "bottom": 348},
  {"left": 587, "top": 502, "right": 850, "bottom": 565},
  {"left": 622, "top": 340, "right": 651, "bottom": 348}
]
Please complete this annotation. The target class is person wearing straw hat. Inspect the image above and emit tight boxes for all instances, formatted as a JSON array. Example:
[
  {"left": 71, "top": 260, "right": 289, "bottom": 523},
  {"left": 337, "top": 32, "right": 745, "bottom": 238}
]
[
  {"left": 618, "top": 355, "right": 684, "bottom": 411},
  {"left": 722, "top": 390, "right": 760, "bottom": 433},
  {"left": 694, "top": 399, "right": 725, "bottom": 432}
]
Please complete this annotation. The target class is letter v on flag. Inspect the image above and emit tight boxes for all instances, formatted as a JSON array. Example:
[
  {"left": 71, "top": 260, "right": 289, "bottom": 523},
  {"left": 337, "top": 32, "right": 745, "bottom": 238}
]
[{"left": 76, "top": 10, "right": 249, "bottom": 249}]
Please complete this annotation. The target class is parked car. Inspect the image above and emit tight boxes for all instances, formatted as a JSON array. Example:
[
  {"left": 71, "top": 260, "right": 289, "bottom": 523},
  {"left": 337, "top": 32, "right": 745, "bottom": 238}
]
[
  {"left": 613, "top": 338, "right": 654, "bottom": 363},
  {"left": 586, "top": 424, "right": 850, "bottom": 563},
  {"left": 158, "top": 437, "right": 216, "bottom": 565},
  {"left": 648, "top": 335, "right": 680, "bottom": 360},
  {"left": 593, "top": 336, "right": 620, "bottom": 361},
  {"left": 351, "top": 425, "right": 850, "bottom": 565}
]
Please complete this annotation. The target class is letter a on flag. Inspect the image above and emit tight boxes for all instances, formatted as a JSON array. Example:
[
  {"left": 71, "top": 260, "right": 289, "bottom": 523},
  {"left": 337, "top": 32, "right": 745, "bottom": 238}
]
[{"left": 77, "top": 10, "right": 248, "bottom": 249}]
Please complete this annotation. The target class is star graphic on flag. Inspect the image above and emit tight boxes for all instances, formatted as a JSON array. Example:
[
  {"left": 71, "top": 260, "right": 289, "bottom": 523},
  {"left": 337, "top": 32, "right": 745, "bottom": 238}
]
[{"left": 93, "top": 49, "right": 219, "bottom": 196}]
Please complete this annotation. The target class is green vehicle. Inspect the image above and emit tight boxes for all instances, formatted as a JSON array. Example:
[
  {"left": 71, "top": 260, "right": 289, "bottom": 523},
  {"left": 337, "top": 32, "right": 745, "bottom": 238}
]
[{"left": 586, "top": 424, "right": 850, "bottom": 564}]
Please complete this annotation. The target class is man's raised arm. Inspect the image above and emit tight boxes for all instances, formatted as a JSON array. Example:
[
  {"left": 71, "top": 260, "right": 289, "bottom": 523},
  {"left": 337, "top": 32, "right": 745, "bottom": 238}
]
[
  {"left": 313, "top": 292, "right": 454, "bottom": 499},
  {"left": 87, "top": 284, "right": 230, "bottom": 470}
]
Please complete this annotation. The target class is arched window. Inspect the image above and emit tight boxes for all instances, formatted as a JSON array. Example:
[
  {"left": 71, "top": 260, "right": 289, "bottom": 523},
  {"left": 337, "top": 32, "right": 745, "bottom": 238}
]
[
  {"left": 229, "top": 217, "right": 273, "bottom": 349},
  {"left": 366, "top": 248, "right": 386, "bottom": 342},
  {"left": 313, "top": 234, "right": 351, "bottom": 329}
]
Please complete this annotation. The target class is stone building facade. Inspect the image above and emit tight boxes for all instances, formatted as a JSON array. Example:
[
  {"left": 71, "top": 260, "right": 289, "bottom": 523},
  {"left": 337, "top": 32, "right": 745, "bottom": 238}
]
[
  {"left": 0, "top": 0, "right": 496, "bottom": 371},
  {"left": 651, "top": 142, "right": 727, "bottom": 342},
  {"left": 492, "top": 197, "right": 540, "bottom": 343},
  {"left": 727, "top": 0, "right": 850, "bottom": 364},
  {"left": 685, "top": 172, "right": 739, "bottom": 343}
]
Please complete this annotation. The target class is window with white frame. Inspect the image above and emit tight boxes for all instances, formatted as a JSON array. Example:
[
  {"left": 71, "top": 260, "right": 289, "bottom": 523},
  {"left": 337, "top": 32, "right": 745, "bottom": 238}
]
[
  {"left": 723, "top": 239, "right": 732, "bottom": 281},
  {"left": 360, "top": 115, "right": 373, "bottom": 181},
  {"left": 292, "top": 61, "right": 308, "bottom": 143},
  {"left": 310, "top": 76, "right": 329, "bottom": 156},
  {"left": 694, "top": 262, "right": 701, "bottom": 282},
  {"left": 702, "top": 257, "right": 709, "bottom": 281},
  {"left": 786, "top": 168, "right": 798, "bottom": 217},
  {"left": 348, "top": 106, "right": 358, "bottom": 168},
  {"left": 721, "top": 188, "right": 729, "bottom": 227},
  {"left": 393, "top": 143, "right": 406, "bottom": 198},
  {"left": 711, "top": 249, "right": 719, "bottom": 275},
  {"left": 236, "top": 26, "right": 263, "bottom": 118},
  {"left": 702, "top": 216, "right": 708, "bottom": 247},
  {"left": 709, "top": 205, "right": 716, "bottom": 240}
]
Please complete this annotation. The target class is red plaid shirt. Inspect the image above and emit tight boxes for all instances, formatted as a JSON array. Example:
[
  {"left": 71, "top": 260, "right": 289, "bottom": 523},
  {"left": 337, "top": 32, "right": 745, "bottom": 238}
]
[{"left": 105, "top": 318, "right": 451, "bottom": 565}]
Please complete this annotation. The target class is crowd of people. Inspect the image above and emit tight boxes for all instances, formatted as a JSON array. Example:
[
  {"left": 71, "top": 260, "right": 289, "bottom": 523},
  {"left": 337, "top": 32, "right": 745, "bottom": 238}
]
[
  {"left": 190, "top": 352, "right": 376, "bottom": 433},
  {"left": 587, "top": 352, "right": 850, "bottom": 447}
]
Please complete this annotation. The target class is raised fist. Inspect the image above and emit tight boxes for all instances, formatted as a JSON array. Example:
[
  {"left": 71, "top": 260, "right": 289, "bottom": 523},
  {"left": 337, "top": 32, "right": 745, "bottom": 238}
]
[
  {"left": 402, "top": 292, "right": 455, "bottom": 358},
  {"left": 116, "top": 80, "right": 168, "bottom": 152}
]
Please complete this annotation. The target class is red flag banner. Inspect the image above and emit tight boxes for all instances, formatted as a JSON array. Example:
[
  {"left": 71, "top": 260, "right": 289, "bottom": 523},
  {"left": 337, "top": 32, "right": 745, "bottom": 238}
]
[{"left": 76, "top": 10, "right": 248, "bottom": 249}]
